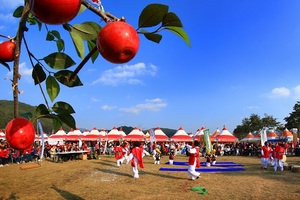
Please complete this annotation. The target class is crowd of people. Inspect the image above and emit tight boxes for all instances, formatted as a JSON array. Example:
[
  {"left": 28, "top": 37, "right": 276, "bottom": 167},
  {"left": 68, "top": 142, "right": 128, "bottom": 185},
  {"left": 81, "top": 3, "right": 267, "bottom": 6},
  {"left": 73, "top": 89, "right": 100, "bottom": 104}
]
[{"left": 1, "top": 137, "right": 299, "bottom": 179}]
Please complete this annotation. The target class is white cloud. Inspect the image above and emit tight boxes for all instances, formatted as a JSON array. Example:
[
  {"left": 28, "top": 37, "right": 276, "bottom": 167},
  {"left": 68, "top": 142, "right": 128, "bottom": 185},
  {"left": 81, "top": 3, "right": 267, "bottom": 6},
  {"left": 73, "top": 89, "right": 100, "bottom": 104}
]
[
  {"left": 101, "top": 105, "right": 117, "bottom": 110},
  {"left": 266, "top": 87, "right": 290, "bottom": 99},
  {"left": 91, "top": 97, "right": 100, "bottom": 102},
  {"left": 6, "top": 62, "right": 32, "bottom": 83},
  {"left": 245, "top": 105, "right": 259, "bottom": 110},
  {"left": 92, "top": 62, "right": 158, "bottom": 86},
  {"left": 120, "top": 98, "right": 167, "bottom": 115}
]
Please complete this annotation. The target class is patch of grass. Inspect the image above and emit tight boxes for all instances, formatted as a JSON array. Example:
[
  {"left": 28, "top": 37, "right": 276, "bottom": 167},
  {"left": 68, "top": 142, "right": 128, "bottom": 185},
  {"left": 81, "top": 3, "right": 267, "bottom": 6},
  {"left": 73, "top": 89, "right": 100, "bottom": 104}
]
[{"left": 0, "top": 155, "right": 299, "bottom": 200}]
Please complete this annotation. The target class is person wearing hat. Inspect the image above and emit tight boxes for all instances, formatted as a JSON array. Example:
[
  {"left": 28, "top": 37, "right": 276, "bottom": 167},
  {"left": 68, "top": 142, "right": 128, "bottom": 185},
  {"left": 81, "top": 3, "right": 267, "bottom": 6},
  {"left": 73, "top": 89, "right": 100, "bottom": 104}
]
[{"left": 187, "top": 140, "right": 201, "bottom": 180}]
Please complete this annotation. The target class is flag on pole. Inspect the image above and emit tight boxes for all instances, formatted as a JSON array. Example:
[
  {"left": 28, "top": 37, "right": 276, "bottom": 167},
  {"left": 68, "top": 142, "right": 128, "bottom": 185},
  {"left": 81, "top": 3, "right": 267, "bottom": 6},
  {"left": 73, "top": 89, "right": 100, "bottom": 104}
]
[
  {"left": 260, "top": 128, "right": 268, "bottom": 146},
  {"left": 37, "top": 120, "right": 45, "bottom": 160},
  {"left": 203, "top": 129, "right": 212, "bottom": 154},
  {"left": 149, "top": 129, "right": 155, "bottom": 152}
]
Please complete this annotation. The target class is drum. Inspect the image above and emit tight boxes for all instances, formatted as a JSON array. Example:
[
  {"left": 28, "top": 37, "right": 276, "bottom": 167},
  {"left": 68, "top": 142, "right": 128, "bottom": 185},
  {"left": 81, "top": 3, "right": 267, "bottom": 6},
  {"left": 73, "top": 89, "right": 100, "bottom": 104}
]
[
  {"left": 292, "top": 165, "right": 300, "bottom": 173},
  {"left": 282, "top": 155, "right": 287, "bottom": 162}
]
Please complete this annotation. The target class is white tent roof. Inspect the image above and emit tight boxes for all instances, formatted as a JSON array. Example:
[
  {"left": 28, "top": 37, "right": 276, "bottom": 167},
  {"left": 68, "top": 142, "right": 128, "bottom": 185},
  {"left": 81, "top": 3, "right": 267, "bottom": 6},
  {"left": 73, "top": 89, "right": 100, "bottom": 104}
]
[
  {"left": 99, "top": 128, "right": 107, "bottom": 136},
  {"left": 118, "top": 127, "right": 126, "bottom": 136},
  {"left": 173, "top": 127, "right": 189, "bottom": 136},
  {"left": 54, "top": 128, "right": 66, "bottom": 135},
  {"left": 196, "top": 126, "right": 206, "bottom": 136},
  {"left": 219, "top": 127, "right": 233, "bottom": 136},
  {"left": 72, "top": 128, "right": 83, "bottom": 135},
  {"left": 89, "top": 127, "right": 101, "bottom": 135},
  {"left": 82, "top": 129, "right": 90, "bottom": 136},
  {"left": 128, "top": 127, "right": 144, "bottom": 136},
  {"left": 0, "top": 131, "right": 5, "bottom": 137},
  {"left": 154, "top": 127, "right": 167, "bottom": 136},
  {"left": 107, "top": 126, "right": 119, "bottom": 135}
]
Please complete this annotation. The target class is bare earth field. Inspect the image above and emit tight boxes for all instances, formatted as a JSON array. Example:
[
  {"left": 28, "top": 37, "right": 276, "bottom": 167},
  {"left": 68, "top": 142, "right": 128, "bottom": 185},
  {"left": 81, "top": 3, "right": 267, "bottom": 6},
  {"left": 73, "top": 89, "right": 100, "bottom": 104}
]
[{"left": 0, "top": 155, "right": 299, "bottom": 200}]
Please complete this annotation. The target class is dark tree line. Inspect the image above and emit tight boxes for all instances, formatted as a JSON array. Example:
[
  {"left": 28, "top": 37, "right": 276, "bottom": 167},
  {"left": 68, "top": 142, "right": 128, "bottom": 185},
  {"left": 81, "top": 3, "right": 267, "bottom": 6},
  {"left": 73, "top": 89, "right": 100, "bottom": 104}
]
[{"left": 233, "top": 101, "right": 300, "bottom": 139}]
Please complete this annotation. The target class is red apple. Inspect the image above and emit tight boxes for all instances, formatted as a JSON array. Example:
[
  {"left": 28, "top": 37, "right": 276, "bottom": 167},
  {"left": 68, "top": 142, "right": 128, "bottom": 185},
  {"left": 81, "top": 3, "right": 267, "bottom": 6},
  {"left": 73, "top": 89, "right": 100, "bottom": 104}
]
[
  {"left": 5, "top": 118, "right": 35, "bottom": 150},
  {"left": 30, "top": 0, "right": 82, "bottom": 25},
  {"left": 97, "top": 21, "right": 140, "bottom": 64},
  {"left": 0, "top": 40, "right": 16, "bottom": 62}
]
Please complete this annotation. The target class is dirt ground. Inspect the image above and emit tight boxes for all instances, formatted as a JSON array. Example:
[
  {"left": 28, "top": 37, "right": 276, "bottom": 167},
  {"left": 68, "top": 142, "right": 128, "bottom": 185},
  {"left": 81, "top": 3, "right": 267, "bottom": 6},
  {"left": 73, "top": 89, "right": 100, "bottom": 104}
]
[{"left": 0, "top": 154, "right": 300, "bottom": 200}]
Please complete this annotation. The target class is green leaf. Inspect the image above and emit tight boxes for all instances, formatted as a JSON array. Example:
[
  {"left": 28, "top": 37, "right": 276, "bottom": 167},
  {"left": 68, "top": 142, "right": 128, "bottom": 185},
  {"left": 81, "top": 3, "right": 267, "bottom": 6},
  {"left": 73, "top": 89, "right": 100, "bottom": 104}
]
[
  {"left": 0, "top": 61, "right": 10, "bottom": 71},
  {"left": 70, "top": 30, "right": 85, "bottom": 59},
  {"left": 13, "top": 6, "right": 24, "bottom": 18},
  {"left": 138, "top": 4, "right": 169, "bottom": 28},
  {"left": 162, "top": 12, "right": 183, "bottom": 27},
  {"left": 164, "top": 26, "right": 191, "bottom": 47},
  {"left": 143, "top": 33, "right": 162, "bottom": 43},
  {"left": 52, "top": 117, "right": 63, "bottom": 132},
  {"left": 32, "top": 64, "right": 46, "bottom": 85},
  {"left": 56, "top": 39, "right": 65, "bottom": 52},
  {"left": 54, "top": 70, "right": 83, "bottom": 88},
  {"left": 43, "top": 52, "right": 76, "bottom": 70},
  {"left": 71, "top": 22, "right": 100, "bottom": 41},
  {"left": 36, "top": 104, "right": 50, "bottom": 117},
  {"left": 78, "top": 4, "right": 86, "bottom": 14},
  {"left": 50, "top": 30, "right": 61, "bottom": 39},
  {"left": 58, "top": 114, "right": 76, "bottom": 129},
  {"left": 46, "top": 75, "right": 60, "bottom": 102},
  {"left": 87, "top": 40, "right": 99, "bottom": 63},
  {"left": 52, "top": 101, "right": 75, "bottom": 114},
  {"left": 46, "top": 32, "right": 55, "bottom": 41}
]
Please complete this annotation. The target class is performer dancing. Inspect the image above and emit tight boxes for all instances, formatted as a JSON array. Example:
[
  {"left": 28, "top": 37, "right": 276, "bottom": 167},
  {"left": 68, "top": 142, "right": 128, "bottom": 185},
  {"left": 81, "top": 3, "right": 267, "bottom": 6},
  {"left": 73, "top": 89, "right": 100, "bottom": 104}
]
[
  {"left": 261, "top": 141, "right": 272, "bottom": 169},
  {"left": 127, "top": 141, "right": 144, "bottom": 178},
  {"left": 187, "top": 140, "right": 201, "bottom": 180}
]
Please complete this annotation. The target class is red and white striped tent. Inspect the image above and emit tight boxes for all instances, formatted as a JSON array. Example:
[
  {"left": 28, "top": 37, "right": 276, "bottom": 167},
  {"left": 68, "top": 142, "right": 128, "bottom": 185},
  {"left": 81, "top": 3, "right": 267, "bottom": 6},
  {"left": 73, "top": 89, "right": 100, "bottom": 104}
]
[
  {"left": 83, "top": 127, "right": 105, "bottom": 141},
  {"left": 118, "top": 127, "right": 127, "bottom": 137},
  {"left": 216, "top": 126, "right": 238, "bottom": 143},
  {"left": 212, "top": 128, "right": 221, "bottom": 138},
  {"left": 125, "top": 127, "right": 145, "bottom": 141},
  {"left": 154, "top": 127, "right": 168, "bottom": 142},
  {"left": 49, "top": 127, "right": 67, "bottom": 145},
  {"left": 66, "top": 128, "right": 83, "bottom": 141},
  {"left": 171, "top": 126, "right": 192, "bottom": 142},
  {"left": 82, "top": 128, "right": 90, "bottom": 136},
  {"left": 106, "top": 126, "right": 123, "bottom": 141},
  {"left": 0, "top": 130, "right": 6, "bottom": 140}
]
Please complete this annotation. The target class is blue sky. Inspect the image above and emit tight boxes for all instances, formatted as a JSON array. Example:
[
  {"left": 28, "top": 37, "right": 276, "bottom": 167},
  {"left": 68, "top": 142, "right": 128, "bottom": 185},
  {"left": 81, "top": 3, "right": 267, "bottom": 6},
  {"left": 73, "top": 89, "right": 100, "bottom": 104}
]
[{"left": 1, "top": 0, "right": 300, "bottom": 134}]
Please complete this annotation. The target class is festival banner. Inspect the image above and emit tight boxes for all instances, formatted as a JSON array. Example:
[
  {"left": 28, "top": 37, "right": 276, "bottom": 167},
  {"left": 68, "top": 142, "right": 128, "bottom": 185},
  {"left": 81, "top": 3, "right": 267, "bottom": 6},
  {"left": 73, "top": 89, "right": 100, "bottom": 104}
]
[
  {"left": 260, "top": 128, "right": 267, "bottom": 146},
  {"left": 203, "top": 129, "right": 212, "bottom": 154},
  {"left": 149, "top": 129, "right": 155, "bottom": 151},
  {"left": 37, "top": 120, "right": 45, "bottom": 160}
]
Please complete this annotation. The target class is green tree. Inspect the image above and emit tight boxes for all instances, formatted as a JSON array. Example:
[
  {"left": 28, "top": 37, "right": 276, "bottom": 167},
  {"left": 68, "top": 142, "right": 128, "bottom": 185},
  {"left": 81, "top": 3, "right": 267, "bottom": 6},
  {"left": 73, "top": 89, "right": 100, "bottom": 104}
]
[
  {"left": 233, "top": 113, "right": 282, "bottom": 139},
  {"left": 284, "top": 101, "right": 300, "bottom": 130}
]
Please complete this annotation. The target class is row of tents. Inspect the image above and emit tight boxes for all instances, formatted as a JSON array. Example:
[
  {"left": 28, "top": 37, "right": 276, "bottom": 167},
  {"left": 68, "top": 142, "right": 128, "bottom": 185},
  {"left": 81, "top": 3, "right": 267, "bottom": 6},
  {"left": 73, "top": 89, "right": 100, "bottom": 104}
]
[
  {"left": 0, "top": 126, "right": 296, "bottom": 145},
  {"left": 240, "top": 128, "right": 295, "bottom": 143}
]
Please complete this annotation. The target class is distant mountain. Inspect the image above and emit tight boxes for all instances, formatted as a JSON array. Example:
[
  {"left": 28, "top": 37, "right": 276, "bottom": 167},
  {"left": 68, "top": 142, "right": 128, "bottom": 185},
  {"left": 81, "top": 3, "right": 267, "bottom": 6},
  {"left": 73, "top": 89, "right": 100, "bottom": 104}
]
[
  {"left": 0, "top": 100, "right": 178, "bottom": 136},
  {"left": 0, "top": 100, "right": 67, "bottom": 133}
]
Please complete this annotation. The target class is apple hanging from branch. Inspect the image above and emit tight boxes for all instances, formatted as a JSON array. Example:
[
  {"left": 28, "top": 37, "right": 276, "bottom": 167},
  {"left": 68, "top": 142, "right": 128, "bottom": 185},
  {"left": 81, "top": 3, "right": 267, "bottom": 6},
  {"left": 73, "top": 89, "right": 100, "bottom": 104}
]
[
  {"left": 96, "top": 21, "right": 140, "bottom": 64},
  {"left": 5, "top": 118, "right": 35, "bottom": 150},
  {"left": 30, "top": 0, "right": 82, "bottom": 25}
]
